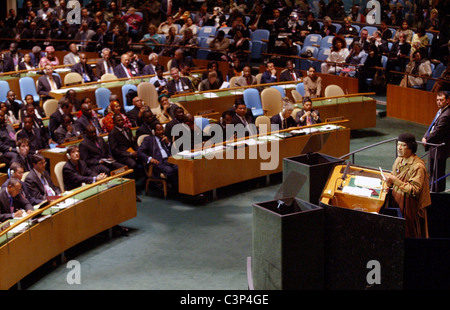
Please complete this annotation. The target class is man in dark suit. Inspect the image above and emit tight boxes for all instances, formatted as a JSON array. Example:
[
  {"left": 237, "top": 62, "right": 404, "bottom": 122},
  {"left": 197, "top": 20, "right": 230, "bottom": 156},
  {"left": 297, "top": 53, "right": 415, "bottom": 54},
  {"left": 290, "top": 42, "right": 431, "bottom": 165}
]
[
  {"left": 0, "top": 53, "right": 15, "bottom": 73},
  {"left": 15, "top": 138, "right": 34, "bottom": 172},
  {"left": 74, "top": 103, "right": 104, "bottom": 135},
  {"left": 136, "top": 109, "right": 160, "bottom": 139},
  {"left": 114, "top": 53, "right": 139, "bottom": 78},
  {"left": 138, "top": 123, "right": 178, "bottom": 188},
  {"left": 3, "top": 43, "right": 24, "bottom": 70},
  {"left": 71, "top": 53, "right": 98, "bottom": 83},
  {"left": 25, "top": 154, "right": 61, "bottom": 203},
  {"left": 279, "top": 60, "right": 303, "bottom": 82},
  {"left": 126, "top": 96, "right": 146, "bottom": 127},
  {"left": 95, "top": 48, "right": 116, "bottom": 79},
  {"left": 0, "top": 110, "right": 19, "bottom": 165},
  {"left": 2, "top": 162, "right": 42, "bottom": 205},
  {"left": 108, "top": 114, "right": 139, "bottom": 172},
  {"left": 232, "top": 99, "right": 257, "bottom": 137},
  {"left": 79, "top": 124, "right": 125, "bottom": 175},
  {"left": 167, "top": 67, "right": 194, "bottom": 97},
  {"left": 16, "top": 116, "right": 49, "bottom": 154},
  {"left": 49, "top": 98, "right": 74, "bottom": 140},
  {"left": 270, "top": 99, "right": 297, "bottom": 131},
  {"left": 296, "top": 98, "right": 322, "bottom": 126},
  {"left": 351, "top": 28, "right": 371, "bottom": 52},
  {"left": 260, "top": 62, "right": 278, "bottom": 84},
  {"left": 5, "top": 90, "right": 22, "bottom": 120},
  {"left": 63, "top": 145, "right": 107, "bottom": 191},
  {"left": 142, "top": 53, "right": 161, "bottom": 76},
  {"left": 422, "top": 91, "right": 450, "bottom": 192},
  {"left": 164, "top": 105, "right": 185, "bottom": 142},
  {"left": 37, "top": 64, "right": 62, "bottom": 100},
  {"left": 0, "top": 177, "right": 34, "bottom": 223}
]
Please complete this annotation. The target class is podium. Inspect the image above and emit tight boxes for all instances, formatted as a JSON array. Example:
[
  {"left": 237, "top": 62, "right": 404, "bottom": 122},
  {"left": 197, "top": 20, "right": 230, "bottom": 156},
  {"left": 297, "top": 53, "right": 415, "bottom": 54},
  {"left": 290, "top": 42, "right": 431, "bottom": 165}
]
[
  {"left": 319, "top": 162, "right": 405, "bottom": 289},
  {"left": 320, "top": 163, "right": 389, "bottom": 213}
]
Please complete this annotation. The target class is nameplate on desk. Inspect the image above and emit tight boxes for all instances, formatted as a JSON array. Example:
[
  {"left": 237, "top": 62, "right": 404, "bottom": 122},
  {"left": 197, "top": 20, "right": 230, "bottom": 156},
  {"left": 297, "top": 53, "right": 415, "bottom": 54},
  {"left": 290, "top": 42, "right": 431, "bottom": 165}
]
[
  {"left": 64, "top": 135, "right": 83, "bottom": 143},
  {"left": 326, "top": 116, "right": 345, "bottom": 122},
  {"left": 111, "top": 166, "right": 128, "bottom": 176},
  {"left": 0, "top": 221, "right": 10, "bottom": 232}
]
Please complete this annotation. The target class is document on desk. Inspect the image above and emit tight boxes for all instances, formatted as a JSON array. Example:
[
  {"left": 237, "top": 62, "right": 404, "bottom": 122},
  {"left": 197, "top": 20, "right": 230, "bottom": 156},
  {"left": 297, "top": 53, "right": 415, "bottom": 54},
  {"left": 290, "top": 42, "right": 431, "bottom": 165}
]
[
  {"left": 202, "top": 92, "right": 219, "bottom": 98},
  {"left": 45, "top": 147, "right": 68, "bottom": 153},
  {"left": 354, "top": 176, "right": 382, "bottom": 189},
  {"left": 342, "top": 186, "right": 372, "bottom": 197}
]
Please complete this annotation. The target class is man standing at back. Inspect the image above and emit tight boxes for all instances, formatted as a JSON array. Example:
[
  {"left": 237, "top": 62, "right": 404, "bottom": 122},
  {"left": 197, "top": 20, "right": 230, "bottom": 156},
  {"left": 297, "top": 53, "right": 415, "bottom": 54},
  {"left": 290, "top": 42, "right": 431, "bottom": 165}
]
[{"left": 422, "top": 91, "right": 450, "bottom": 192}]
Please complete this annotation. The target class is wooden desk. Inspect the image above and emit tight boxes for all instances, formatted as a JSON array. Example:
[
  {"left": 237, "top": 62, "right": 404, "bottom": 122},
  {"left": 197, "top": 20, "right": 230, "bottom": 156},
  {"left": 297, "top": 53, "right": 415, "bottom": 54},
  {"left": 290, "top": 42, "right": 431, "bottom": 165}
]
[
  {"left": 320, "top": 163, "right": 388, "bottom": 213},
  {"left": 306, "top": 95, "right": 377, "bottom": 130},
  {"left": 386, "top": 84, "right": 438, "bottom": 126},
  {"left": 0, "top": 177, "right": 136, "bottom": 290},
  {"left": 168, "top": 125, "right": 350, "bottom": 196}
]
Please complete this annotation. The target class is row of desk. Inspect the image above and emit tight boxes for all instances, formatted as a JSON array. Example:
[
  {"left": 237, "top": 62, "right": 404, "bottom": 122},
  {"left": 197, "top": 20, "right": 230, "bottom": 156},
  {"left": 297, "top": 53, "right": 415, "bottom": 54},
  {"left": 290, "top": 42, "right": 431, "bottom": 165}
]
[{"left": 0, "top": 173, "right": 137, "bottom": 290}]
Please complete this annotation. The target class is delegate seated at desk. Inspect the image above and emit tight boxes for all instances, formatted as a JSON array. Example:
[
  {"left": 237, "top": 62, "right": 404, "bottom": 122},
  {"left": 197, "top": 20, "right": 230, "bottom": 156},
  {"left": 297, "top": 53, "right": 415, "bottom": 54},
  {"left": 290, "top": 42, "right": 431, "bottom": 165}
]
[
  {"left": 74, "top": 103, "right": 104, "bottom": 135},
  {"left": 108, "top": 114, "right": 138, "bottom": 173},
  {"left": 138, "top": 123, "right": 178, "bottom": 188},
  {"left": 37, "top": 64, "right": 62, "bottom": 100},
  {"left": 270, "top": 99, "right": 297, "bottom": 130},
  {"left": 167, "top": 67, "right": 195, "bottom": 97},
  {"left": 384, "top": 133, "right": 431, "bottom": 238},
  {"left": 0, "top": 177, "right": 34, "bottom": 223},
  {"left": 63, "top": 145, "right": 107, "bottom": 191},
  {"left": 25, "top": 154, "right": 61, "bottom": 202},
  {"left": 2, "top": 162, "right": 42, "bottom": 205},
  {"left": 49, "top": 99, "right": 75, "bottom": 141},
  {"left": 79, "top": 124, "right": 126, "bottom": 175},
  {"left": 16, "top": 116, "right": 50, "bottom": 154},
  {"left": 296, "top": 98, "right": 322, "bottom": 126},
  {"left": 232, "top": 99, "right": 257, "bottom": 137},
  {"left": 0, "top": 110, "right": 19, "bottom": 166},
  {"left": 136, "top": 110, "right": 160, "bottom": 139}
]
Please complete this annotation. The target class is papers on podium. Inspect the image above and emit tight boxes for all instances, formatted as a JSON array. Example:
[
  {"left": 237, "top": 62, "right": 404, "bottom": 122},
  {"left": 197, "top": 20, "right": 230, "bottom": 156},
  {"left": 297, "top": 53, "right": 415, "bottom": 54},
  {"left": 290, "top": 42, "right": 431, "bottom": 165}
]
[
  {"left": 354, "top": 176, "right": 382, "bottom": 189},
  {"left": 342, "top": 186, "right": 372, "bottom": 198}
]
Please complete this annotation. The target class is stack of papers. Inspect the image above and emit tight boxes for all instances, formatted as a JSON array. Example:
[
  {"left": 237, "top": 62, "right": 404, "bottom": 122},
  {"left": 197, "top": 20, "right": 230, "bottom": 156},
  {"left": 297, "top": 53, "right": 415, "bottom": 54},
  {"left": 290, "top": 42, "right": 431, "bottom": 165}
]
[
  {"left": 354, "top": 176, "right": 382, "bottom": 189},
  {"left": 342, "top": 186, "right": 372, "bottom": 198},
  {"left": 202, "top": 92, "right": 219, "bottom": 98}
]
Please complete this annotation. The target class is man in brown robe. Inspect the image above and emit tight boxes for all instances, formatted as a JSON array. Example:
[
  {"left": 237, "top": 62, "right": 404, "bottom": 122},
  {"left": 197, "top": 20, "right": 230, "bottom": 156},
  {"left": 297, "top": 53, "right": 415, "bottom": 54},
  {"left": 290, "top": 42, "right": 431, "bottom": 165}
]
[{"left": 385, "top": 133, "right": 431, "bottom": 238}]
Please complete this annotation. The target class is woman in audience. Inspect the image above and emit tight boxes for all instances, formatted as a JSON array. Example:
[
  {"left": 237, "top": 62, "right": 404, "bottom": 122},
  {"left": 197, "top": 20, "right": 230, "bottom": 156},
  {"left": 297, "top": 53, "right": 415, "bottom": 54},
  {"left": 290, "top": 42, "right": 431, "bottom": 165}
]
[
  {"left": 201, "top": 61, "right": 224, "bottom": 86},
  {"left": 358, "top": 43, "right": 383, "bottom": 92},
  {"left": 18, "top": 53, "right": 35, "bottom": 71},
  {"left": 393, "top": 20, "right": 413, "bottom": 43},
  {"left": 321, "top": 35, "right": 350, "bottom": 75},
  {"left": 400, "top": 49, "right": 432, "bottom": 89},
  {"left": 410, "top": 27, "right": 429, "bottom": 57},
  {"left": 303, "top": 66, "right": 322, "bottom": 98},
  {"left": 341, "top": 42, "right": 367, "bottom": 78},
  {"left": 179, "top": 17, "right": 198, "bottom": 36},
  {"left": 102, "top": 100, "right": 132, "bottom": 132},
  {"left": 159, "top": 26, "right": 180, "bottom": 57},
  {"left": 20, "top": 94, "right": 45, "bottom": 120},
  {"left": 0, "top": 102, "right": 19, "bottom": 125},
  {"left": 140, "top": 24, "right": 163, "bottom": 54},
  {"left": 227, "top": 27, "right": 249, "bottom": 65}
]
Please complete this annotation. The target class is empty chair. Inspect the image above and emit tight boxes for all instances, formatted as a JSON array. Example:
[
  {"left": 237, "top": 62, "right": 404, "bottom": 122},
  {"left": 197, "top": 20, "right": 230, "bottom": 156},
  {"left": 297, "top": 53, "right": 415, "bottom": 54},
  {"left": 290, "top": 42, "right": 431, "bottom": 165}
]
[
  {"left": 351, "top": 24, "right": 360, "bottom": 33},
  {"left": 43, "top": 99, "right": 59, "bottom": 117},
  {"left": 332, "top": 23, "right": 342, "bottom": 33},
  {"left": 54, "top": 161, "right": 66, "bottom": 193},
  {"left": 271, "top": 85, "right": 286, "bottom": 97},
  {"left": 250, "top": 29, "right": 270, "bottom": 60},
  {"left": 255, "top": 73, "right": 263, "bottom": 84},
  {"left": 324, "top": 84, "right": 345, "bottom": 97},
  {"left": 64, "top": 72, "right": 83, "bottom": 86},
  {"left": 296, "top": 82, "right": 306, "bottom": 97},
  {"left": 291, "top": 108, "right": 301, "bottom": 121},
  {"left": 426, "top": 62, "right": 446, "bottom": 91},
  {"left": 100, "top": 73, "right": 118, "bottom": 82},
  {"left": 121, "top": 84, "right": 138, "bottom": 112},
  {"left": 198, "top": 26, "right": 217, "bottom": 38},
  {"left": 194, "top": 117, "right": 210, "bottom": 131},
  {"left": 260, "top": 88, "right": 282, "bottom": 117},
  {"left": 303, "top": 34, "right": 322, "bottom": 47},
  {"left": 0, "top": 80, "right": 10, "bottom": 102},
  {"left": 291, "top": 89, "right": 303, "bottom": 103},
  {"left": 19, "top": 76, "right": 40, "bottom": 103},
  {"left": 313, "top": 47, "right": 331, "bottom": 72},
  {"left": 229, "top": 76, "right": 238, "bottom": 88},
  {"left": 95, "top": 87, "right": 111, "bottom": 116},
  {"left": 243, "top": 88, "right": 264, "bottom": 117},
  {"left": 320, "top": 36, "right": 334, "bottom": 49},
  {"left": 255, "top": 115, "right": 271, "bottom": 133},
  {"left": 137, "top": 82, "right": 159, "bottom": 115}
]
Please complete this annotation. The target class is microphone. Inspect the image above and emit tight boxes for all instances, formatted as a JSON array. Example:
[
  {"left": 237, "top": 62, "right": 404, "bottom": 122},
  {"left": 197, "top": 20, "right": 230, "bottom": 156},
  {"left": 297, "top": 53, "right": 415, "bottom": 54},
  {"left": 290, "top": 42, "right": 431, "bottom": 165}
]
[{"left": 338, "top": 161, "right": 351, "bottom": 190}]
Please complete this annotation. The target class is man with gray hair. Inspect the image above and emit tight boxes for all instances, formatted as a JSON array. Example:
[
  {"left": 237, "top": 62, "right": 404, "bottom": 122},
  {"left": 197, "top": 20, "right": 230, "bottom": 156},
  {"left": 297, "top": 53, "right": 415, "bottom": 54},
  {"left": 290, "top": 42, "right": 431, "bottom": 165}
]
[
  {"left": 270, "top": 97, "right": 297, "bottom": 130},
  {"left": 95, "top": 47, "right": 116, "bottom": 79}
]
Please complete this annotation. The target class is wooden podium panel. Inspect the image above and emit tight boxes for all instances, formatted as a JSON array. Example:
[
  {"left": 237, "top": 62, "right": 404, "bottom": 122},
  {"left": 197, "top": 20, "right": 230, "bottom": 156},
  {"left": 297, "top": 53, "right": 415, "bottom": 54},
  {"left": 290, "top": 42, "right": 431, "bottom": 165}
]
[
  {"left": 320, "top": 163, "right": 388, "bottom": 213},
  {"left": 386, "top": 84, "right": 438, "bottom": 126},
  {"left": 169, "top": 126, "right": 350, "bottom": 196},
  {"left": 0, "top": 179, "right": 136, "bottom": 290}
]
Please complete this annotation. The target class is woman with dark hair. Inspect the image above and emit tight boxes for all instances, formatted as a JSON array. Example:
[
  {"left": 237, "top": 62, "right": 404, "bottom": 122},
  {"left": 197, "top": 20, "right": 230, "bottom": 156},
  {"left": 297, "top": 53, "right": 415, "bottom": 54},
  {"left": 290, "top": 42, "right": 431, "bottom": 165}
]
[
  {"left": 321, "top": 35, "right": 349, "bottom": 74},
  {"left": 410, "top": 27, "right": 429, "bottom": 57},
  {"left": 393, "top": 20, "right": 413, "bottom": 43},
  {"left": 227, "top": 27, "right": 250, "bottom": 64},
  {"left": 201, "top": 60, "right": 224, "bottom": 85},
  {"left": 400, "top": 49, "right": 432, "bottom": 89},
  {"left": 358, "top": 43, "right": 382, "bottom": 92}
]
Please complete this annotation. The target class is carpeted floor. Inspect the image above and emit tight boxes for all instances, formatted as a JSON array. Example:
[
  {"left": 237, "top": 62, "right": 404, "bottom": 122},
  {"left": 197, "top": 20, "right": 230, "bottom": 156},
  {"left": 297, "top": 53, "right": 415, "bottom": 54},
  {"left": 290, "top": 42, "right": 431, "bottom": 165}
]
[{"left": 16, "top": 112, "right": 449, "bottom": 290}]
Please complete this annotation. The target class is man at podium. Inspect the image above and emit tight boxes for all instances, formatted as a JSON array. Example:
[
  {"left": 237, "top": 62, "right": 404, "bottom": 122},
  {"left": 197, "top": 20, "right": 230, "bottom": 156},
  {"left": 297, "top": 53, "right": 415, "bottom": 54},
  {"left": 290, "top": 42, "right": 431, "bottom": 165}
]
[{"left": 384, "top": 133, "right": 431, "bottom": 238}]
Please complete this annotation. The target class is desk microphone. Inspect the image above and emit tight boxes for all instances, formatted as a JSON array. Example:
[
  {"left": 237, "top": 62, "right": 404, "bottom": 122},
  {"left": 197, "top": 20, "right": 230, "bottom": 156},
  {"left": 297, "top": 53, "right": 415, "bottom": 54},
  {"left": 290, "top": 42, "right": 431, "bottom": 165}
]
[{"left": 338, "top": 161, "right": 351, "bottom": 190}]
